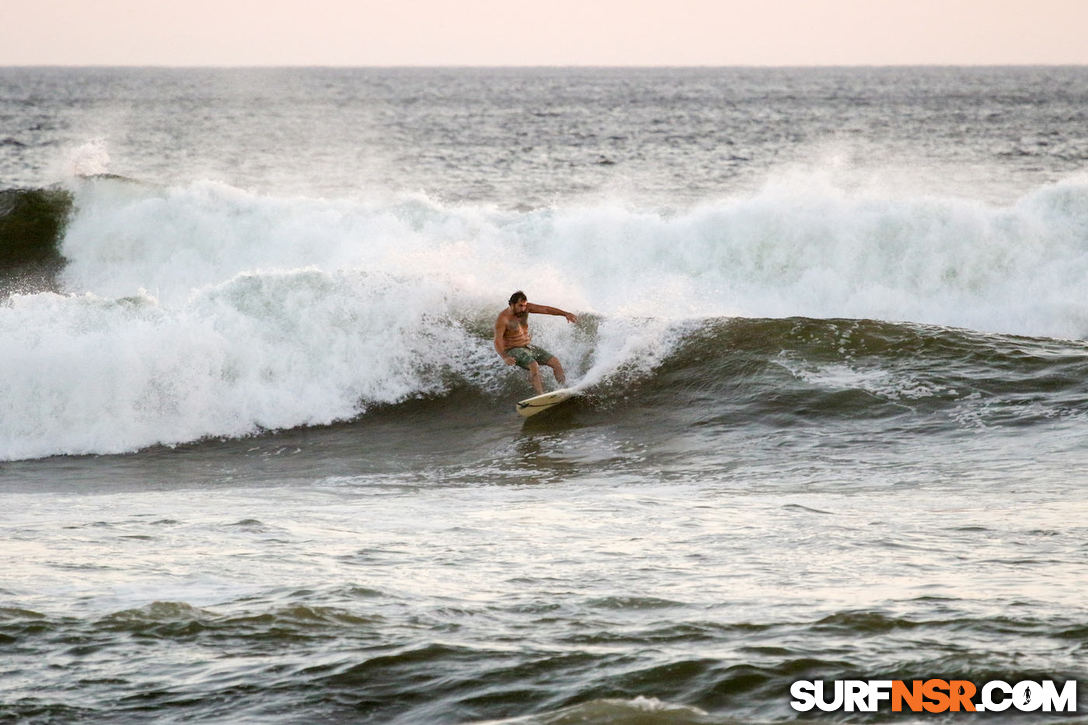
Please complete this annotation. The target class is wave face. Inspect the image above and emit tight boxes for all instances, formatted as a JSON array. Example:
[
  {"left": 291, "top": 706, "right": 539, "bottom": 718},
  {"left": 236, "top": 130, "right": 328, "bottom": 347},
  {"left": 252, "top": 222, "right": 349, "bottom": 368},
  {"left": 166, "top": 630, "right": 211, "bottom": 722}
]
[
  {"left": 3, "top": 173, "right": 1088, "bottom": 459},
  {"left": 0, "top": 186, "right": 71, "bottom": 292},
  {"left": 643, "top": 316, "right": 1088, "bottom": 433}
]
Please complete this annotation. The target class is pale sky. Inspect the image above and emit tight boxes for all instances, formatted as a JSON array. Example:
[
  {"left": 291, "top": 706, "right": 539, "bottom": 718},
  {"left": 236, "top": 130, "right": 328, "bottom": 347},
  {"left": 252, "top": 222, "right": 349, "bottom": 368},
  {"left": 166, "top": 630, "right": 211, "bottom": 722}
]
[{"left": 3, "top": 0, "right": 1088, "bottom": 67}]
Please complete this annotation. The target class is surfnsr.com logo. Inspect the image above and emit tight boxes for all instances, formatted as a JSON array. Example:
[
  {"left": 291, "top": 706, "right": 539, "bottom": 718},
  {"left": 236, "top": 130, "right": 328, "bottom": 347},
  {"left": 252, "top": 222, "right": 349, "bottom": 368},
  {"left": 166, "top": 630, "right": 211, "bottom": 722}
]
[{"left": 790, "top": 679, "right": 1078, "bottom": 713}]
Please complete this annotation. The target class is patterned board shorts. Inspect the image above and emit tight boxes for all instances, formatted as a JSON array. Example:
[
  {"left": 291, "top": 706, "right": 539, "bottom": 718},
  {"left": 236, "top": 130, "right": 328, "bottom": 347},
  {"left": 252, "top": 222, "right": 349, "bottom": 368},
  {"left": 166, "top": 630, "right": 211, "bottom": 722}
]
[{"left": 507, "top": 346, "right": 554, "bottom": 370}]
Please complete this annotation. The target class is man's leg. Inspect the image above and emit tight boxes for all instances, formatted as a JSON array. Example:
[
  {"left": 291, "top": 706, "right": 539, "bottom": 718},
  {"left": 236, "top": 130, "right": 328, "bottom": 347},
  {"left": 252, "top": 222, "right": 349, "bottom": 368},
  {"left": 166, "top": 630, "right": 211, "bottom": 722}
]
[
  {"left": 544, "top": 356, "right": 566, "bottom": 386},
  {"left": 527, "top": 361, "right": 544, "bottom": 394}
]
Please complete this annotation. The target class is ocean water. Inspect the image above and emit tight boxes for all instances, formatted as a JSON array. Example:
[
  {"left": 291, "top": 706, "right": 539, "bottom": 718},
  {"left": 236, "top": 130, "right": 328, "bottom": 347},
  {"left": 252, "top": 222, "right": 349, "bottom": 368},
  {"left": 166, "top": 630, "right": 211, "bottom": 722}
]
[{"left": 2, "top": 66, "right": 1088, "bottom": 723}]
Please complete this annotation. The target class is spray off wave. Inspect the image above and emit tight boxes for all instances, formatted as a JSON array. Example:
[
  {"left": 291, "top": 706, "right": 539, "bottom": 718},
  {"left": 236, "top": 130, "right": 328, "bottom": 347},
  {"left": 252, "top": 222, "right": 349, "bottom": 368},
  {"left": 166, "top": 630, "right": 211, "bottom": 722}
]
[
  {"left": 57, "top": 173, "right": 1088, "bottom": 330},
  {"left": 3, "top": 173, "right": 1088, "bottom": 459}
]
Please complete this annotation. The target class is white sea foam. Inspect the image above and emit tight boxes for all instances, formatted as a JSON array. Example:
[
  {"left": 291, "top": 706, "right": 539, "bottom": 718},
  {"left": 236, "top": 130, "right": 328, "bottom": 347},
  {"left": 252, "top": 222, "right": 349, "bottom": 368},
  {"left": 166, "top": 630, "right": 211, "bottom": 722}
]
[
  {"left": 0, "top": 270, "right": 493, "bottom": 460},
  {"left": 59, "top": 174, "right": 1088, "bottom": 333},
  {"left": 4, "top": 173, "right": 1088, "bottom": 459},
  {"left": 58, "top": 139, "right": 112, "bottom": 178}
]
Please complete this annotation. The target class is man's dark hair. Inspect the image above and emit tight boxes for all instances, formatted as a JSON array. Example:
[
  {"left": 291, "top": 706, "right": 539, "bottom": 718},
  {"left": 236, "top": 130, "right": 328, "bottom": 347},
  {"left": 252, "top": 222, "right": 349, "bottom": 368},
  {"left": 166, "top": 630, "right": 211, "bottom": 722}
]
[{"left": 508, "top": 291, "right": 527, "bottom": 306}]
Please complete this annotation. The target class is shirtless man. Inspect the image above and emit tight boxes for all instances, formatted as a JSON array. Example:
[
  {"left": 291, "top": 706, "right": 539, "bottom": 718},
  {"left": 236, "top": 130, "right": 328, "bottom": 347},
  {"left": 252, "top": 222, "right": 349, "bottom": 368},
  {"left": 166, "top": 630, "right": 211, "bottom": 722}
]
[{"left": 494, "top": 291, "right": 578, "bottom": 394}]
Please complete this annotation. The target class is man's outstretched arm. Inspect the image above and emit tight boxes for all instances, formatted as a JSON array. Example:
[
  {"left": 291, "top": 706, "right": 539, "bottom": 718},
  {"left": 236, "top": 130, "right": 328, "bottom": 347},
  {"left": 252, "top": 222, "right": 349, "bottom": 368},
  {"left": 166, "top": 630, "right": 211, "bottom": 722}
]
[{"left": 526, "top": 303, "right": 578, "bottom": 323}]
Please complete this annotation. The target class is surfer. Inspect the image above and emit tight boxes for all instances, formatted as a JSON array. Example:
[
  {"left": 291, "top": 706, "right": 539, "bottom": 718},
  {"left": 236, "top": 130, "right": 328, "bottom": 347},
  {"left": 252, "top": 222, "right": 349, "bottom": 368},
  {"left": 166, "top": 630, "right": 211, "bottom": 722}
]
[{"left": 495, "top": 291, "right": 578, "bottom": 394}]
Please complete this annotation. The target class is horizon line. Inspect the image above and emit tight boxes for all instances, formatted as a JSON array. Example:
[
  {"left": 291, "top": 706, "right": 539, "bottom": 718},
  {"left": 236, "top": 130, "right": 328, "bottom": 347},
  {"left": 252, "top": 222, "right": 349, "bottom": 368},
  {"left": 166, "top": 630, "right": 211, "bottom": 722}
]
[{"left": 3, "top": 62, "right": 1087, "bottom": 70}]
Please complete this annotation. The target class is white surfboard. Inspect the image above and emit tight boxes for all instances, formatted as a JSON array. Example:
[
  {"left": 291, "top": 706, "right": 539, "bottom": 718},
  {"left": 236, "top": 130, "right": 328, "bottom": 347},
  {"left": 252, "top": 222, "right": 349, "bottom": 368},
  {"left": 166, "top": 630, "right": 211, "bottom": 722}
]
[{"left": 516, "top": 388, "right": 577, "bottom": 417}]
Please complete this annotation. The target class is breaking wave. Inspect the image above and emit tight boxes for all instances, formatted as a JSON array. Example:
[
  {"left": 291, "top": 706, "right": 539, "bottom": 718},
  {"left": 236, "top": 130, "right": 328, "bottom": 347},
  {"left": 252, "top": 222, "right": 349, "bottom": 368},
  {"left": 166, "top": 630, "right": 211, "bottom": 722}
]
[{"left": 3, "top": 173, "right": 1088, "bottom": 459}]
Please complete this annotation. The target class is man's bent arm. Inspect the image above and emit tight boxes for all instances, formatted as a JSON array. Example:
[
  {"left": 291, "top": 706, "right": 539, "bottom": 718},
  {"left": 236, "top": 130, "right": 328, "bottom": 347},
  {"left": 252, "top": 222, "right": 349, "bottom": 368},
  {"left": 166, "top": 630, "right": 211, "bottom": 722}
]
[{"left": 494, "top": 317, "right": 511, "bottom": 359}]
